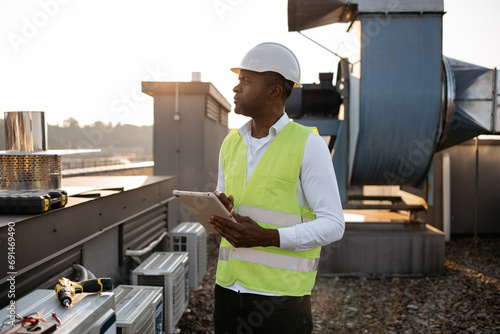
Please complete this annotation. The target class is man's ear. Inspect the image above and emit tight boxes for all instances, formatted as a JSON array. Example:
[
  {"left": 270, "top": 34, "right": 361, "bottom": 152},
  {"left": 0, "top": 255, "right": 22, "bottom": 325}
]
[{"left": 268, "top": 84, "right": 283, "bottom": 100}]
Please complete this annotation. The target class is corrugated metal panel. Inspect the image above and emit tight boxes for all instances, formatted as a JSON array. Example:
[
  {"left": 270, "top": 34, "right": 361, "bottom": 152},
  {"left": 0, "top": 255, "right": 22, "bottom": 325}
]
[
  {"left": 122, "top": 204, "right": 168, "bottom": 257},
  {"left": 318, "top": 223, "right": 445, "bottom": 276},
  {"left": 496, "top": 80, "right": 500, "bottom": 132},
  {"left": 496, "top": 70, "right": 499, "bottom": 133},
  {"left": 432, "top": 141, "right": 500, "bottom": 234},
  {"left": 355, "top": 0, "right": 443, "bottom": 13},
  {"left": 351, "top": 14, "right": 443, "bottom": 186},
  {"left": 206, "top": 96, "right": 220, "bottom": 123},
  {"left": 206, "top": 96, "right": 229, "bottom": 127},
  {"left": 0, "top": 247, "right": 80, "bottom": 307}
]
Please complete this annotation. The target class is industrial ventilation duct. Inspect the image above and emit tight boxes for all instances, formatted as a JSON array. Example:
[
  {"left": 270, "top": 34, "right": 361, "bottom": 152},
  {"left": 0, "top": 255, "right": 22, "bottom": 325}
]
[
  {"left": 438, "top": 57, "right": 499, "bottom": 150},
  {"left": 286, "top": 0, "right": 498, "bottom": 197}
]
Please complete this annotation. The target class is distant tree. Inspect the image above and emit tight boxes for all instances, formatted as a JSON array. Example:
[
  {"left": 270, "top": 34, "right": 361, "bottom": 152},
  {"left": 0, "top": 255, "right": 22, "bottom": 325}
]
[
  {"left": 0, "top": 117, "right": 152, "bottom": 155},
  {"left": 93, "top": 121, "right": 112, "bottom": 129},
  {"left": 63, "top": 118, "right": 80, "bottom": 128},
  {"left": 46, "top": 120, "right": 152, "bottom": 156}
]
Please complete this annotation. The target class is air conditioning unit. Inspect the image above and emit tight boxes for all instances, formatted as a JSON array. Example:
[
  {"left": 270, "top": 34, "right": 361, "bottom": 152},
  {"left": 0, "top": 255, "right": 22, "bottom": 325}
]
[
  {"left": 170, "top": 222, "right": 208, "bottom": 289},
  {"left": 114, "top": 285, "right": 163, "bottom": 334},
  {"left": 0, "top": 289, "right": 115, "bottom": 334},
  {"left": 132, "top": 252, "right": 189, "bottom": 334}
]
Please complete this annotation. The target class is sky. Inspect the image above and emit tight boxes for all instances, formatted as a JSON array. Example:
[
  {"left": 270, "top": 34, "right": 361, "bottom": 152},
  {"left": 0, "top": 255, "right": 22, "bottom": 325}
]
[{"left": 0, "top": 0, "right": 499, "bottom": 129}]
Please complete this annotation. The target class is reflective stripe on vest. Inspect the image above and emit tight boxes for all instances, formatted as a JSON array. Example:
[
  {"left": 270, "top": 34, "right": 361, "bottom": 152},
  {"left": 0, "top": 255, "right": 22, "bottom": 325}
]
[
  {"left": 239, "top": 205, "right": 313, "bottom": 227},
  {"left": 218, "top": 246, "right": 319, "bottom": 273},
  {"left": 218, "top": 245, "right": 231, "bottom": 261}
]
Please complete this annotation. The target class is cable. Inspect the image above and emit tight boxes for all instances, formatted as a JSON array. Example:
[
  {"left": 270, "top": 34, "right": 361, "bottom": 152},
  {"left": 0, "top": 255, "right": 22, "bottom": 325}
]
[
  {"left": 1, "top": 313, "right": 47, "bottom": 334},
  {"left": 297, "top": 31, "right": 345, "bottom": 60},
  {"left": 1, "top": 313, "right": 23, "bottom": 334}
]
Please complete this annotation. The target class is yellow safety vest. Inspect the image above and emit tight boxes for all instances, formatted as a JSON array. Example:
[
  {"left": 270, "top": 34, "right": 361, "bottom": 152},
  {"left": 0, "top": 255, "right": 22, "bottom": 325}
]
[{"left": 216, "top": 121, "right": 321, "bottom": 296}]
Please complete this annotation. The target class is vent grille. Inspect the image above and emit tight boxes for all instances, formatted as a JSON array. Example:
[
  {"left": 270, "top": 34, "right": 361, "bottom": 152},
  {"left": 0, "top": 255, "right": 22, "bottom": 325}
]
[
  {"left": 121, "top": 205, "right": 167, "bottom": 263},
  {"left": 114, "top": 285, "right": 163, "bottom": 334},
  {"left": 169, "top": 222, "right": 208, "bottom": 289},
  {"left": 137, "top": 274, "right": 173, "bottom": 334},
  {"left": 0, "top": 247, "right": 80, "bottom": 308},
  {"left": 206, "top": 96, "right": 229, "bottom": 127},
  {"left": 132, "top": 252, "right": 188, "bottom": 334},
  {"left": 172, "top": 264, "right": 186, "bottom": 325},
  {"left": 137, "top": 275, "right": 164, "bottom": 287},
  {"left": 197, "top": 233, "right": 208, "bottom": 283},
  {"left": 136, "top": 312, "right": 155, "bottom": 334},
  {"left": 0, "top": 155, "right": 61, "bottom": 190}
]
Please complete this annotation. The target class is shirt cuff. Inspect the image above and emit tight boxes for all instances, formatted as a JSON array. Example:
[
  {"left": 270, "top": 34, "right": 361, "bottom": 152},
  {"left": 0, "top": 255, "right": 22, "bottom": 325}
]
[{"left": 278, "top": 226, "right": 297, "bottom": 250}]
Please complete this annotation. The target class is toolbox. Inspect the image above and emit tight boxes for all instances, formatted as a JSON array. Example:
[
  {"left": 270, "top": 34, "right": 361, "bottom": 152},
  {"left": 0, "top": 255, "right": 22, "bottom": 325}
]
[{"left": 0, "top": 189, "right": 68, "bottom": 214}]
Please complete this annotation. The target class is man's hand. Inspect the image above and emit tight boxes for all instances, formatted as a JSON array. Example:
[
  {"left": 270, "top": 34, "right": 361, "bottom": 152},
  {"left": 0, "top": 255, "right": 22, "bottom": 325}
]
[
  {"left": 214, "top": 191, "right": 234, "bottom": 212},
  {"left": 208, "top": 210, "right": 280, "bottom": 248}
]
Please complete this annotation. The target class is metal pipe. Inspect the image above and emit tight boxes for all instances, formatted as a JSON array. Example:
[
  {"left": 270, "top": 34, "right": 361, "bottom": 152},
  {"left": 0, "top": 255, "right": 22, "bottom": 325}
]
[
  {"left": 174, "top": 82, "right": 180, "bottom": 121},
  {"left": 174, "top": 82, "right": 180, "bottom": 192},
  {"left": 442, "top": 152, "right": 451, "bottom": 242},
  {"left": 124, "top": 231, "right": 168, "bottom": 264},
  {"left": 492, "top": 67, "right": 497, "bottom": 133},
  {"left": 4, "top": 111, "right": 47, "bottom": 151}
]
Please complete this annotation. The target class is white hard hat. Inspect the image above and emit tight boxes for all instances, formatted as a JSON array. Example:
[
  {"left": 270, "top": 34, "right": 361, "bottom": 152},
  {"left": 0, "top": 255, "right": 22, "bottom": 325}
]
[{"left": 231, "top": 42, "right": 302, "bottom": 88}]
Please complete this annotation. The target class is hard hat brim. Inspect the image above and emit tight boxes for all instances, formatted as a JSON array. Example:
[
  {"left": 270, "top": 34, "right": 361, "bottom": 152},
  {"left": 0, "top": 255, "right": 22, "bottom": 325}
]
[{"left": 230, "top": 67, "right": 302, "bottom": 88}]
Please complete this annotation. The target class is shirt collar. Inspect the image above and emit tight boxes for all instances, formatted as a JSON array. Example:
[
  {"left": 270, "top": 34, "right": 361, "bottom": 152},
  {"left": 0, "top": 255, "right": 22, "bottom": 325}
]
[{"left": 239, "top": 113, "right": 290, "bottom": 137}]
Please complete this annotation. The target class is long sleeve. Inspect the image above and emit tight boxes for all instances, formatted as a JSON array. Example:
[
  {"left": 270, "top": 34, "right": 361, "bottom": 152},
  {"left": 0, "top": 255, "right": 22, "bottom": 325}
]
[{"left": 278, "top": 132, "right": 345, "bottom": 251}]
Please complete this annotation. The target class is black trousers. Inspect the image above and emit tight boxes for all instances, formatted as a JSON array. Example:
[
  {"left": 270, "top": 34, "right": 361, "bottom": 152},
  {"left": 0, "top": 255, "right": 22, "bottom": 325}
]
[{"left": 213, "top": 284, "right": 313, "bottom": 334}]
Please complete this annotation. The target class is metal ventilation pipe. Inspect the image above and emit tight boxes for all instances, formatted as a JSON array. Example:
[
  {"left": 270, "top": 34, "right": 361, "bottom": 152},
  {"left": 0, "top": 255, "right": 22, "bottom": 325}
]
[
  {"left": 437, "top": 57, "right": 499, "bottom": 151},
  {"left": 191, "top": 72, "right": 202, "bottom": 82},
  {"left": 5, "top": 111, "right": 47, "bottom": 151},
  {"left": 1, "top": 111, "right": 61, "bottom": 190}
]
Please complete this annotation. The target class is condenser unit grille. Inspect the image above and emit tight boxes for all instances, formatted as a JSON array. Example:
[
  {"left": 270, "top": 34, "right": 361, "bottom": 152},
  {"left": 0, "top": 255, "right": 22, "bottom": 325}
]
[
  {"left": 114, "top": 285, "right": 162, "bottom": 334},
  {"left": 172, "top": 265, "right": 185, "bottom": 325},
  {"left": 138, "top": 275, "right": 164, "bottom": 287},
  {"left": 132, "top": 252, "right": 188, "bottom": 334},
  {"left": 170, "top": 222, "right": 208, "bottom": 289},
  {"left": 197, "top": 233, "right": 207, "bottom": 283},
  {"left": 137, "top": 312, "right": 155, "bottom": 334},
  {"left": 136, "top": 274, "right": 176, "bottom": 334}
]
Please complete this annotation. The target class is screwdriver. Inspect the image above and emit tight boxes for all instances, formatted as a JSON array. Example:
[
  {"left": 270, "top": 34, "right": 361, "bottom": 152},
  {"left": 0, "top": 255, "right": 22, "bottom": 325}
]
[{"left": 55, "top": 277, "right": 113, "bottom": 308}]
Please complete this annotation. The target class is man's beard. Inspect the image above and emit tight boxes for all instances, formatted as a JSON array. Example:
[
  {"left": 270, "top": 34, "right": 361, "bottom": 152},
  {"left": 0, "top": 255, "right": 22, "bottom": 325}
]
[{"left": 234, "top": 91, "right": 267, "bottom": 118}]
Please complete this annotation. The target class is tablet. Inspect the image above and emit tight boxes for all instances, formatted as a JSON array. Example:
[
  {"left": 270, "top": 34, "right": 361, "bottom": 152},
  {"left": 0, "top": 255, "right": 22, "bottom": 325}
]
[{"left": 172, "top": 190, "right": 237, "bottom": 234}]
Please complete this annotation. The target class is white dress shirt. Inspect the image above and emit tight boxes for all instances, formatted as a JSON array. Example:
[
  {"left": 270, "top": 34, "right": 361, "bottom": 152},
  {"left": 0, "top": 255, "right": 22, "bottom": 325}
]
[{"left": 216, "top": 113, "right": 345, "bottom": 295}]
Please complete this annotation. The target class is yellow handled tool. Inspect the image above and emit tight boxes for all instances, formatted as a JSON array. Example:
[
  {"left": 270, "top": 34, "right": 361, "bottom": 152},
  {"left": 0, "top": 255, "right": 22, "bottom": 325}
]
[{"left": 55, "top": 277, "right": 113, "bottom": 308}]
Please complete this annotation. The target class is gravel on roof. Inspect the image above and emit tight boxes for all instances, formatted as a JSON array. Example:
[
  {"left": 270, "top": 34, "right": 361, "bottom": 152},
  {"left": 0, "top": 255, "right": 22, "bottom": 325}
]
[{"left": 178, "top": 235, "right": 500, "bottom": 334}]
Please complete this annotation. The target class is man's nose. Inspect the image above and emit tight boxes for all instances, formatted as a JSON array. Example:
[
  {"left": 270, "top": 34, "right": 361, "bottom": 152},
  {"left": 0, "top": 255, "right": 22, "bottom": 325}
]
[{"left": 233, "top": 83, "right": 241, "bottom": 93}]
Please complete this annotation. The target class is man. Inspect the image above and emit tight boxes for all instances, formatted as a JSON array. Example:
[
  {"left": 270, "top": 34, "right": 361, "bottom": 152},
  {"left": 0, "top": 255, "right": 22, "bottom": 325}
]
[{"left": 208, "top": 42, "right": 345, "bottom": 334}]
